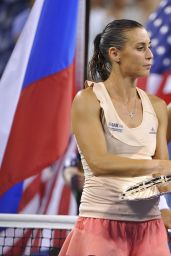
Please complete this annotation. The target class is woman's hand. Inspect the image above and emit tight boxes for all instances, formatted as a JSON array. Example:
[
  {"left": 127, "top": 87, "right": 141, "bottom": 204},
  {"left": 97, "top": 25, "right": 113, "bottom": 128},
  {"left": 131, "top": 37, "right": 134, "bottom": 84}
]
[{"left": 158, "top": 183, "right": 171, "bottom": 193}]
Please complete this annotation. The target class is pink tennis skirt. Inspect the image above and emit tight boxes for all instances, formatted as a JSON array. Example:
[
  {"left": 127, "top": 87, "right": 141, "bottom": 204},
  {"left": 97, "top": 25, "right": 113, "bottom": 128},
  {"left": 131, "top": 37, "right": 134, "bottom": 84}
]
[{"left": 59, "top": 217, "right": 170, "bottom": 256}]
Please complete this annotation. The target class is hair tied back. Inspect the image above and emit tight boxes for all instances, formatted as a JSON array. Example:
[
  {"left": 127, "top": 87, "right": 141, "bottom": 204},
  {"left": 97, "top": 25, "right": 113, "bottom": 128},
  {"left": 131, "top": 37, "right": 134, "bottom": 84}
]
[{"left": 94, "top": 33, "right": 102, "bottom": 51}]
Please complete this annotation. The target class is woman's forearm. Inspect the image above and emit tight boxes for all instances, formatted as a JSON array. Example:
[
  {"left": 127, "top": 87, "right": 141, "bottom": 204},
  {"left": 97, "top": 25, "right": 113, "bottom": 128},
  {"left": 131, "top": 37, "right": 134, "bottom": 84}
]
[{"left": 88, "top": 153, "right": 163, "bottom": 177}]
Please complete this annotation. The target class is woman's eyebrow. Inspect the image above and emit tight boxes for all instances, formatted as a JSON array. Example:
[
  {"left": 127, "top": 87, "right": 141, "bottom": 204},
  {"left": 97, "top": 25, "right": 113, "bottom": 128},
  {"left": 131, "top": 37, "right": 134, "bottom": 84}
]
[{"left": 136, "top": 41, "right": 151, "bottom": 46}]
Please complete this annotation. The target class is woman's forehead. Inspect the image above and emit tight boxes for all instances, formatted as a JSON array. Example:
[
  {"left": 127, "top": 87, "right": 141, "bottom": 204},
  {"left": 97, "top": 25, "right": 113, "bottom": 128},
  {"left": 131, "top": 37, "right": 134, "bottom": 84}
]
[{"left": 125, "top": 28, "right": 151, "bottom": 44}]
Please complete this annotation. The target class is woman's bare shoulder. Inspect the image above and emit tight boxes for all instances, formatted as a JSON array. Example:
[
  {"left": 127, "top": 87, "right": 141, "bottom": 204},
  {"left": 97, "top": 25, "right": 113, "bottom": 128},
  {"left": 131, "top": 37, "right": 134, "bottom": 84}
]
[
  {"left": 147, "top": 93, "right": 167, "bottom": 109},
  {"left": 72, "top": 86, "right": 100, "bottom": 112},
  {"left": 71, "top": 86, "right": 101, "bottom": 135},
  {"left": 147, "top": 93, "right": 167, "bottom": 123}
]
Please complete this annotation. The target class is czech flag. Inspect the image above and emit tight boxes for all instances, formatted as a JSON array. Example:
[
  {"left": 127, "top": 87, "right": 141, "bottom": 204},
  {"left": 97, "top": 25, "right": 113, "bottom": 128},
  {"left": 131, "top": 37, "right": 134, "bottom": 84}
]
[{"left": 0, "top": 0, "right": 79, "bottom": 202}]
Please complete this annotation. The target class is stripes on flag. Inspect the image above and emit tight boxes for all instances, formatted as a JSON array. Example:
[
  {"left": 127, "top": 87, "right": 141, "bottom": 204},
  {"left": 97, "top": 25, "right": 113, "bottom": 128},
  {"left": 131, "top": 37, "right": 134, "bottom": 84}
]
[
  {"left": 1, "top": 137, "right": 77, "bottom": 255},
  {"left": 137, "top": 0, "right": 171, "bottom": 104}
]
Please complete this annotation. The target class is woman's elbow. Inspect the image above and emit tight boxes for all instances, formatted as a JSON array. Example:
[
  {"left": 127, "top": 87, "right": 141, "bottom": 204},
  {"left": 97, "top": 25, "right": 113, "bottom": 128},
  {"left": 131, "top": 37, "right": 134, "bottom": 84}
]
[{"left": 88, "top": 157, "right": 106, "bottom": 176}]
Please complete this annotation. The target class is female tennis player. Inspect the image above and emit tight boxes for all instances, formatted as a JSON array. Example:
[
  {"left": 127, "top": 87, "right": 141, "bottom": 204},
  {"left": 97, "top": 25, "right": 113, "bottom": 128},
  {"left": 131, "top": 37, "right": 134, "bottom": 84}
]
[{"left": 59, "top": 19, "right": 171, "bottom": 256}]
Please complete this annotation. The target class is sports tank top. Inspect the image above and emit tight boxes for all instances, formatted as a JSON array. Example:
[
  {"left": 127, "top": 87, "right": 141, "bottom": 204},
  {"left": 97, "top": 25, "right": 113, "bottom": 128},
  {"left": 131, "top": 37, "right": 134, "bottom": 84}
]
[{"left": 78, "top": 82, "right": 160, "bottom": 221}]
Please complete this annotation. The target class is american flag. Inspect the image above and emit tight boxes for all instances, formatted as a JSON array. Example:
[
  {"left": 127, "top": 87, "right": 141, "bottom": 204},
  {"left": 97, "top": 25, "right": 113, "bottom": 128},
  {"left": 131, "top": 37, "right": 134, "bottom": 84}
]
[
  {"left": 138, "top": 0, "right": 171, "bottom": 104},
  {"left": 0, "top": 137, "right": 77, "bottom": 255},
  {"left": 138, "top": 0, "right": 171, "bottom": 209}
]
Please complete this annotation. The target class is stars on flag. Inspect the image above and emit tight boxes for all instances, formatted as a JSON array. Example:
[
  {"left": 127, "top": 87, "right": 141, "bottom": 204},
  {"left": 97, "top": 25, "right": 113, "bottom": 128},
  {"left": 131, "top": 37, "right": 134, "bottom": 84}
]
[{"left": 147, "top": 0, "right": 171, "bottom": 74}]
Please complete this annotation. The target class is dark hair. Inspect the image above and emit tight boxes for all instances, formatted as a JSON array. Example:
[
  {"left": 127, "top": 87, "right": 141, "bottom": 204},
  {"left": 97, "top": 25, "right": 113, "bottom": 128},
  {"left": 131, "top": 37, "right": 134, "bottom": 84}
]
[{"left": 89, "top": 19, "right": 144, "bottom": 81}]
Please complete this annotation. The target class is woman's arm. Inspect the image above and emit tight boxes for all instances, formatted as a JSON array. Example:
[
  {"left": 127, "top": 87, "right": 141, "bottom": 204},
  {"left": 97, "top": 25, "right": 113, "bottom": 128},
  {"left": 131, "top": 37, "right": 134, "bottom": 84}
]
[
  {"left": 71, "top": 88, "right": 171, "bottom": 177},
  {"left": 149, "top": 94, "right": 171, "bottom": 193},
  {"left": 149, "top": 94, "right": 169, "bottom": 160},
  {"left": 150, "top": 99, "right": 171, "bottom": 232}
]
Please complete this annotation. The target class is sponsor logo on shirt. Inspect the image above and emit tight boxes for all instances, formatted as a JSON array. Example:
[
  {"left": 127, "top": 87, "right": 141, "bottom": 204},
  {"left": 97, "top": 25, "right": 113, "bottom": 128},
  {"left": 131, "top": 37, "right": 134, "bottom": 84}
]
[
  {"left": 149, "top": 127, "right": 156, "bottom": 134},
  {"left": 108, "top": 122, "right": 123, "bottom": 132}
]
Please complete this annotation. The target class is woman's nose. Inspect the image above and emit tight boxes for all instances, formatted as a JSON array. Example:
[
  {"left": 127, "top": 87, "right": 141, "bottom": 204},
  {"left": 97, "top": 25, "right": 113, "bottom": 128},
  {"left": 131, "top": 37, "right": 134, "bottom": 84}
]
[{"left": 146, "top": 48, "right": 153, "bottom": 59}]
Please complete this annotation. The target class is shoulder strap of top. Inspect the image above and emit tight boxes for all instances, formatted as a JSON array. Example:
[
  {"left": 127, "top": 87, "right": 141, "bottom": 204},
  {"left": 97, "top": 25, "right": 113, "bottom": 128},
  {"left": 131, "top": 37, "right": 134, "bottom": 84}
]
[
  {"left": 136, "top": 87, "right": 157, "bottom": 117},
  {"left": 84, "top": 80, "right": 94, "bottom": 88}
]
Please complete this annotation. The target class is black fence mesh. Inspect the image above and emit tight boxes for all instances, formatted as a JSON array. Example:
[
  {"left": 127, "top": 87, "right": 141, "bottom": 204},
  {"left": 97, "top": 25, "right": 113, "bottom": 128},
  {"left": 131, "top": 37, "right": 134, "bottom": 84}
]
[{"left": 0, "top": 227, "right": 70, "bottom": 256}]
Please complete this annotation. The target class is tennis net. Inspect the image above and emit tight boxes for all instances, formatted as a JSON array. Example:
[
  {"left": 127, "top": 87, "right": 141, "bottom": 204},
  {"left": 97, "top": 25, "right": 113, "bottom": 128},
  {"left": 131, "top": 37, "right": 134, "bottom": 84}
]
[{"left": 0, "top": 214, "right": 77, "bottom": 255}]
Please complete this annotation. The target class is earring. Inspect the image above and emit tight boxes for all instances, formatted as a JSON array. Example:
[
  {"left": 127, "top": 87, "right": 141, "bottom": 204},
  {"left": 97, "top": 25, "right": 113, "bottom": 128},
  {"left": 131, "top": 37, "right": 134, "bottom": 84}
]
[{"left": 117, "top": 58, "right": 120, "bottom": 64}]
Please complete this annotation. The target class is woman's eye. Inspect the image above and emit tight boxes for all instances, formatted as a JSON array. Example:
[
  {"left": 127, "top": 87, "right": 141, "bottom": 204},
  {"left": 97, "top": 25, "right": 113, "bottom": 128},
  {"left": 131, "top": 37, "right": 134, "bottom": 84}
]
[
  {"left": 137, "top": 46, "right": 152, "bottom": 51},
  {"left": 137, "top": 47, "right": 144, "bottom": 51}
]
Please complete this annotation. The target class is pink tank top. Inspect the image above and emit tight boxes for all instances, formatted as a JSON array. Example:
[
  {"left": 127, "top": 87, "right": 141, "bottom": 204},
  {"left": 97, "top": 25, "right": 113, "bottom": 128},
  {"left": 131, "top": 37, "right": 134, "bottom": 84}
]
[{"left": 78, "top": 82, "right": 161, "bottom": 221}]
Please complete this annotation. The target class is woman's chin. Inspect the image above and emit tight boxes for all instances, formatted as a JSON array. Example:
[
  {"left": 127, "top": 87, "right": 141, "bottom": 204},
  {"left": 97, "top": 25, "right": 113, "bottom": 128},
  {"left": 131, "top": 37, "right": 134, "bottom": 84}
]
[{"left": 139, "top": 70, "right": 150, "bottom": 78}]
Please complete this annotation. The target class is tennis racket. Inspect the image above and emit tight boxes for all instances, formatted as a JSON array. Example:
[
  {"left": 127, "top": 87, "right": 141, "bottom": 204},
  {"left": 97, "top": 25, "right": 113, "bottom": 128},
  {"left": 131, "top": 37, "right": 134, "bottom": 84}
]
[{"left": 121, "top": 175, "right": 171, "bottom": 201}]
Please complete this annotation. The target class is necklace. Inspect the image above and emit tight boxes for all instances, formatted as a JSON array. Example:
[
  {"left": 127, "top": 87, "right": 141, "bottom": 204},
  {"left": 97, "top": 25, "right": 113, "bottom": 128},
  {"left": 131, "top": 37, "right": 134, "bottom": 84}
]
[
  {"left": 106, "top": 84, "right": 137, "bottom": 119},
  {"left": 124, "top": 96, "right": 137, "bottom": 119}
]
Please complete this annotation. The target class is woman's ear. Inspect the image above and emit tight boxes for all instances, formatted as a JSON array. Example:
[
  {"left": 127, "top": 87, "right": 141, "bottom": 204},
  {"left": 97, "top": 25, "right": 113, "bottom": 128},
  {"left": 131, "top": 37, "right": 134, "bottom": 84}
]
[{"left": 108, "top": 47, "right": 120, "bottom": 63}]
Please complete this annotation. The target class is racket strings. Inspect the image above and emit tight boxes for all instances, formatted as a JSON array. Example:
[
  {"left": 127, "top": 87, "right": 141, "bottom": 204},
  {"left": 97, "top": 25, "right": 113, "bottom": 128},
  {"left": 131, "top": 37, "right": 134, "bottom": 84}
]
[{"left": 121, "top": 175, "right": 171, "bottom": 200}]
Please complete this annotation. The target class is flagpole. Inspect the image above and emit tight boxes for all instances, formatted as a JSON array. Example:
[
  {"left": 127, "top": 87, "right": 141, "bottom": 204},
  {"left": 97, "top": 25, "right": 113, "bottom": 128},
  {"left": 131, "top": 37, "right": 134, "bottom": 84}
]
[{"left": 84, "top": 0, "right": 90, "bottom": 81}]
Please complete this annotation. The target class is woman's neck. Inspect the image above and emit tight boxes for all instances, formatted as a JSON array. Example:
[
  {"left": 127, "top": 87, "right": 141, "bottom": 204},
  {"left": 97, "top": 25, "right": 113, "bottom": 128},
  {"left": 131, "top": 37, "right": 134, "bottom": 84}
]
[{"left": 104, "top": 76, "right": 137, "bottom": 102}]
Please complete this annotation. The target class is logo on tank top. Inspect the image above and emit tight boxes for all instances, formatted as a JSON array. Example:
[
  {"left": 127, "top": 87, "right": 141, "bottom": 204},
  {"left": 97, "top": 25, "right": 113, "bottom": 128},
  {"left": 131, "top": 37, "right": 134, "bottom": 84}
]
[
  {"left": 108, "top": 122, "right": 123, "bottom": 132},
  {"left": 149, "top": 127, "right": 156, "bottom": 134}
]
